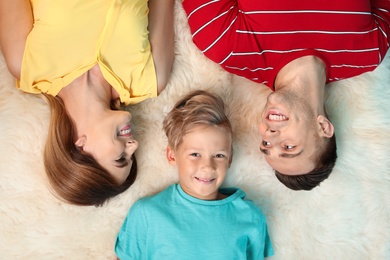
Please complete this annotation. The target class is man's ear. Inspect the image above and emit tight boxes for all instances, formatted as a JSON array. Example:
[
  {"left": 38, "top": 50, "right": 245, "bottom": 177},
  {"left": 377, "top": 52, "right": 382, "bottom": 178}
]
[
  {"left": 75, "top": 136, "right": 87, "bottom": 151},
  {"left": 166, "top": 146, "right": 177, "bottom": 166},
  {"left": 317, "top": 115, "right": 334, "bottom": 138}
]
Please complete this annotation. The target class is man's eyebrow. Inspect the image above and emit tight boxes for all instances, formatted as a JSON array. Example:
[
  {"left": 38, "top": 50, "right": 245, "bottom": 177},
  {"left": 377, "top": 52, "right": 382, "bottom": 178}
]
[
  {"left": 280, "top": 150, "right": 304, "bottom": 158},
  {"left": 259, "top": 148, "right": 269, "bottom": 155},
  {"left": 260, "top": 147, "right": 303, "bottom": 158}
]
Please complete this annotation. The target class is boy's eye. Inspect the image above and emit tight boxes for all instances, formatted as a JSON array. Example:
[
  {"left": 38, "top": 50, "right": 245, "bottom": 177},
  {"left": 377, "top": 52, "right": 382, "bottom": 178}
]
[{"left": 190, "top": 153, "right": 200, "bottom": 157}]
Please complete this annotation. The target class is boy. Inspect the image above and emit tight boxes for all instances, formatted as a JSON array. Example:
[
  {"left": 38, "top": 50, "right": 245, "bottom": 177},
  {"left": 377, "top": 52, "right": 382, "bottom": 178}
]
[{"left": 115, "top": 90, "right": 274, "bottom": 259}]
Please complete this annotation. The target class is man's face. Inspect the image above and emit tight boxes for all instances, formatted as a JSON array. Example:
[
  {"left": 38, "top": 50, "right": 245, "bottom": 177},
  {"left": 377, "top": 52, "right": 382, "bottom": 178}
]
[{"left": 258, "top": 91, "right": 320, "bottom": 175}]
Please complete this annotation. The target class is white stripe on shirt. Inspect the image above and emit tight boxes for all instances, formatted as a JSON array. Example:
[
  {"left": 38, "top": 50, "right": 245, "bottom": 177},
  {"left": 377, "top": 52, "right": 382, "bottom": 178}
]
[
  {"left": 187, "top": 0, "right": 221, "bottom": 19},
  {"left": 193, "top": 6, "right": 235, "bottom": 38},
  {"left": 236, "top": 28, "right": 378, "bottom": 35},
  {"left": 202, "top": 17, "right": 238, "bottom": 53},
  {"left": 239, "top": 10, "right": 372, "bottom": 16}
]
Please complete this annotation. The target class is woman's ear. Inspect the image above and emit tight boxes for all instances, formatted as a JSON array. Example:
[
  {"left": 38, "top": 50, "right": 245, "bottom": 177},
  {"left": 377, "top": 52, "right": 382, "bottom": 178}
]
[
  {"left": 317, "top": 115, "right": 334, "bottom": 138},
  {"left": 75, "top": 136, "right": 87, "bottom": 151},
  {"left": 166, "top": 146, "right": 176, "bottom": 166}
]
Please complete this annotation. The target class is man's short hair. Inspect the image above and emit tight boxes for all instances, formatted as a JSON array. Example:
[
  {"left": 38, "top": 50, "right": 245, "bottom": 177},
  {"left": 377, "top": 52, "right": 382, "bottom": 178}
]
[{"left": 275, "top": 134, "right": 337, "bottom": 190}]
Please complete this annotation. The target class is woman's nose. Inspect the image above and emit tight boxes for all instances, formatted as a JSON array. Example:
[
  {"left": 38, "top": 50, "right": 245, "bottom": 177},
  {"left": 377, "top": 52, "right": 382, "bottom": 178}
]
[
  {"left": 125, "top": 139, "right": 138, "bottom": 150},
  {"left": 125, "top": 140, "right": 137, "bottom": 149}
]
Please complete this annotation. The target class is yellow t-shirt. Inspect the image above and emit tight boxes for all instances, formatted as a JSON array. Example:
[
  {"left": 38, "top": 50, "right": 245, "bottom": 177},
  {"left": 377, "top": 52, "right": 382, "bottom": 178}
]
[{"left": 17, "top": 0, "right": 157, "bottom": 105}]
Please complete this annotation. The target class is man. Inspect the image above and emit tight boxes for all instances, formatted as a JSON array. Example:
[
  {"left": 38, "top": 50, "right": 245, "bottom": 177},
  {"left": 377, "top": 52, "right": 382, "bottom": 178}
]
[{"left": 182, "top": 0, "right": 390, "bottom": 190}]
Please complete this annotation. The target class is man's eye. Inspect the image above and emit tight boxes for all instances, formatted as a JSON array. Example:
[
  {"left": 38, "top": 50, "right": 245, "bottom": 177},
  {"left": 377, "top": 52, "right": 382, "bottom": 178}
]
[
  {"left": 215, "top": 154, "right": 226, "bottom": 158},
  {"left": 285, "top": 145, "right": 295, "bottom": 150},
  {"left": 263, "top": 140, "right": 271, "bottom": 147}
]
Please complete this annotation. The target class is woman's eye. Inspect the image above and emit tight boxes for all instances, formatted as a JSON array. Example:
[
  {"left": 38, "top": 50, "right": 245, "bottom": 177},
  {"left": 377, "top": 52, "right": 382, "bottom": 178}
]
[
  {"left": 115, "top": 155, "right": 126, "bottom": 163},
  {"left": 263, "top": 140, "right": 271, "bottom": 147}
]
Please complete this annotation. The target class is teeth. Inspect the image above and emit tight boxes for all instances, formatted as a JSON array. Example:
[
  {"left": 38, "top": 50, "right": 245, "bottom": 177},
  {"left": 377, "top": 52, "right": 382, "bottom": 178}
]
[
  {"left": 196, "top": 177, "right": 213, "bottom": 182},
  {"left": 269, "top": 114, "right": 287, "bottom": 121},
  {"left": 118, "top": 128, "right": 131, "bottom": 136}
]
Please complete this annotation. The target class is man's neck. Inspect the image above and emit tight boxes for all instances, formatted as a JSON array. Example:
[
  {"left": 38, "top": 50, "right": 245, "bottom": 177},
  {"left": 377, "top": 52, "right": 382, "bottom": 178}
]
[{"left": 274, "top": 55, "right": 327, "bottom": 114}]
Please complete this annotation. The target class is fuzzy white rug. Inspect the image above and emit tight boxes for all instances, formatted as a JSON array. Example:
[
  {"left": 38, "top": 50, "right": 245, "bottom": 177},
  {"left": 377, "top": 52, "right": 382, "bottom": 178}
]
[{"left": 1, "top": 2, "right": 390, "bottom": 259}]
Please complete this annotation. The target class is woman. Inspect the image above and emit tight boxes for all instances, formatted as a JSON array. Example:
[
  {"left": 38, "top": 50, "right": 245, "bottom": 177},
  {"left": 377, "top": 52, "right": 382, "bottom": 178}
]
[{"left": 0, "top": 0, "right": 174, "bottom": 206}]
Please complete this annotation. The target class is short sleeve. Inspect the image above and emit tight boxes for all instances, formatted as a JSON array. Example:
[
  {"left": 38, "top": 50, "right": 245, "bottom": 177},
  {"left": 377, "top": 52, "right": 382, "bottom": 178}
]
[
  {"left": 370, "top": 0, "right": 390, "bottom": 60},
  {"left": 115, "top": 200, "right": 147, "bottom": 259},
  {"left": 246, "top": 209, "right": 274, "bottom": 259}
]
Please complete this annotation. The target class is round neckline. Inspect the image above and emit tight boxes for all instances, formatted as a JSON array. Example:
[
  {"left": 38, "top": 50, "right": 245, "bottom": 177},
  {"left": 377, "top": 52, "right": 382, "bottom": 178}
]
[{"left": 175, "top": 184, "right": 244, "bottom": 206}]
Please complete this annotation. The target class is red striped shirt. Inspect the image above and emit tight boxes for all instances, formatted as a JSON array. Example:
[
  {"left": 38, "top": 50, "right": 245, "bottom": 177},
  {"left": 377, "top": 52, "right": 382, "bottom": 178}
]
[{"left": 183, "top": 0, "right": 390, "bottom": 90}]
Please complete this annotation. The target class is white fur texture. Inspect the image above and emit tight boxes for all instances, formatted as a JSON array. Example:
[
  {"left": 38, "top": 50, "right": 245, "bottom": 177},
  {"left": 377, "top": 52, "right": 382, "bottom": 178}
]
[{"left": 1, "top": 2, "right": 390, "bottom": 259}]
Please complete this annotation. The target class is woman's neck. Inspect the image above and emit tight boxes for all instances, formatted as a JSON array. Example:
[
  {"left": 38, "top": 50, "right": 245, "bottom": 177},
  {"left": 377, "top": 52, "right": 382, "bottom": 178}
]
[{"left": 57, "top": 67, "right": 112, "bottom": 136}]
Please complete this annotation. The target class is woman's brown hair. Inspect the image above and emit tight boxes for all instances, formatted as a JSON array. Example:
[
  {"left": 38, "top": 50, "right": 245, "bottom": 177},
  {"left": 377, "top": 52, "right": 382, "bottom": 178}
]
[{"left": 43, "top": 95, "right": 137, "bottom": 207}]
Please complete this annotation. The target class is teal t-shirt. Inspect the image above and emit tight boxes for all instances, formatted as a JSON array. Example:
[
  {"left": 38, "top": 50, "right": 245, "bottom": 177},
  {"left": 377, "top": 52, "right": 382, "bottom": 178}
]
[{"left": 115, "top": 184, "right": 274, "bottom": 259}]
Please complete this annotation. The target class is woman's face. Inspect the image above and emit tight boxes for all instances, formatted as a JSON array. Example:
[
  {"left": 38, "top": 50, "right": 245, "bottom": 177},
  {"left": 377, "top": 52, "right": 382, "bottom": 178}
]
[{"left": 81, "top": 110, "right": 138, "bottom": 184}]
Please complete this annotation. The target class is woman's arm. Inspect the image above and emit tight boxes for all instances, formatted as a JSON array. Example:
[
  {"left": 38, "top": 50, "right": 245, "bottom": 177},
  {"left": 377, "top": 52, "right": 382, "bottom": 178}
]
[
  {"left": 148, "top": 0, "right": 175, "bottom": 94},
  {"left": 0, "top": 0, "right": 33, "bottom": 80}
]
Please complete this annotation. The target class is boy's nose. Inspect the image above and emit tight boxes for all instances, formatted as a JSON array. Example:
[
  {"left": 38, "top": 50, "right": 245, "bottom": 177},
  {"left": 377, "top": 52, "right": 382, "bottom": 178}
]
[{"left": 201, "top": 158, "right": 215, "bottom": 171}]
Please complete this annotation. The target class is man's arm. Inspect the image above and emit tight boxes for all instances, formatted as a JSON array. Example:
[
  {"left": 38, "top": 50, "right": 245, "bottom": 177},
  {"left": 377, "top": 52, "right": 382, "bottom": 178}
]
[
  {"left": 0, "top": 0, "right": 33, "bottom": 80},
  {"left": 148, "top": 0, "right": 175, "bottom": 94}
]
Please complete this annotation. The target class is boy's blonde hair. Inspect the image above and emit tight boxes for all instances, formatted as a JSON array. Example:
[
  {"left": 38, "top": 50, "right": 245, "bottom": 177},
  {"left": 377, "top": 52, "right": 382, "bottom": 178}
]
[{"left": 163, "top": 90, "right": 232, "bottom": 150}]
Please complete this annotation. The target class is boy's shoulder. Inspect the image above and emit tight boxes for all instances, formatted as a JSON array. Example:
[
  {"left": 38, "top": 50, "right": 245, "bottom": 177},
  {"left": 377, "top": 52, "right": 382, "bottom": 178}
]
[
  {"left": 135, "top": 184, "right": 177, "bottom": 206},
  {"left": 126, "top": 184, "right": 177, "bottom": 218},
  {"left": 221, "top": 187, "right": 267, "bottom": 220}
]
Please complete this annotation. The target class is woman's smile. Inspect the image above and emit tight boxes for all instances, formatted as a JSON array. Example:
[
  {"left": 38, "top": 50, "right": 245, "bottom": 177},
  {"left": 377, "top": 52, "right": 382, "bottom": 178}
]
[{"left": 118, "top": 124, "right": 133, "bottom": 137}]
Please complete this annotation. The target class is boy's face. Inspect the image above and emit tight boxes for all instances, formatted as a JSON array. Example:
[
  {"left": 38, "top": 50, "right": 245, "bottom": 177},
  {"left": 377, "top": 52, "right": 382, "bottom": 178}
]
[{"left": 166, "top": 125, "right": 232, "bottom": 200}]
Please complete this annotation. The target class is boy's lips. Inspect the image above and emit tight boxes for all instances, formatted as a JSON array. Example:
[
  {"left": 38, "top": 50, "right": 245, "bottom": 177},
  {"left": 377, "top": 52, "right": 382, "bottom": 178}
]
[{"left": 195, "top": 177, "right": 216, "bottom": 183}]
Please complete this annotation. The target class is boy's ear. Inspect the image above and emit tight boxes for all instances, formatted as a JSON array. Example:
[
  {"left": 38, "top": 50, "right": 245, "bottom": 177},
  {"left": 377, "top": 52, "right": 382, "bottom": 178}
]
[
  {"left": 166, "top": 146, "right": 177, "bottom": 166},
  {"left": 75, "top": 136, "right": 87, "bottom": 151},
  {"left": 317, "top": 115, "right": 334, "bottom": 138}
]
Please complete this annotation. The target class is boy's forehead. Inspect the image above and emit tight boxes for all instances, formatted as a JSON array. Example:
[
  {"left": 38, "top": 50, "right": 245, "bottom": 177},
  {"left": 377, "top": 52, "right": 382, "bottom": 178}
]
[
  {"left": 179, "top": 125, "right": 233, "bottom": 147},
  {"left": 184, "top": 125, "right": 232, "bottom": 138}
]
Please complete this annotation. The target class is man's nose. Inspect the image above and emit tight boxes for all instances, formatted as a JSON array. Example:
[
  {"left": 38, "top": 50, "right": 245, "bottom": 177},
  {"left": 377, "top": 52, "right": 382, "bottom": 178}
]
[{"left": 265, "top": 128, "right": 279, "bottom": 137}]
